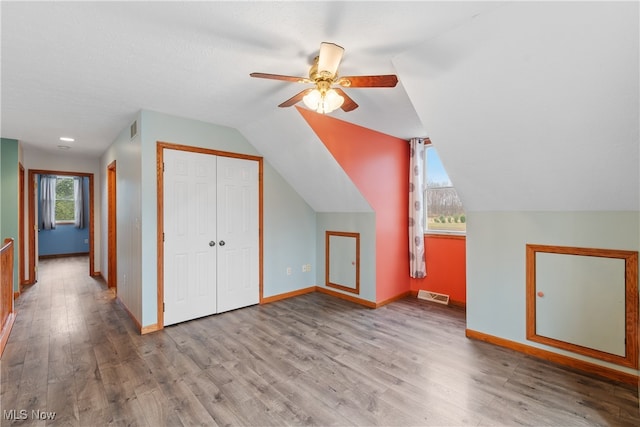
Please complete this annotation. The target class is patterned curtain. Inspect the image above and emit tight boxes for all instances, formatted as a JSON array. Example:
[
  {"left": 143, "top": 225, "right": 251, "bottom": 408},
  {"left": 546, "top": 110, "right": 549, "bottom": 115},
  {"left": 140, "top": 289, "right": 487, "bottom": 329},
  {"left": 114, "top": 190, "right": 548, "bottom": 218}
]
[
  {"left": 40, "top": 175, "right": 57, "bottom": 230},
  {"left": 409, "top": 138, "right": 426, "bottom": 278},
  {"left": 74, "top": 177, "right": 85, "bottom": 229}
]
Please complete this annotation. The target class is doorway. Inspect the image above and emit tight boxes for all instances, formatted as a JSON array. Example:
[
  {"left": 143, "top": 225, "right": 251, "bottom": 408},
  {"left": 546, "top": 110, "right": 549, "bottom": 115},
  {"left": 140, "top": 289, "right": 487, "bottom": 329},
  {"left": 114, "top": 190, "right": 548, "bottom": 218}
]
[
  {"left": 107, "top": 161, "right": 117, "bottom": 291},
  {"left": 19, "top": 163, "right": 25, "bottom": 286},
  {"left": 27, "top": 169, "right": 96, "bottom": 283}
]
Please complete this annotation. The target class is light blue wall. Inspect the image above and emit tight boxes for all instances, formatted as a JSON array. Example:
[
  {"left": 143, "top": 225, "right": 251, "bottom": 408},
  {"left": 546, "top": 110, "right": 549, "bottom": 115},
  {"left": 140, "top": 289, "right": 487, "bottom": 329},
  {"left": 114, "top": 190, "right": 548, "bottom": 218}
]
[
  {"left": 139, "top": 110, "right": 317, "bottom": 326},
  {"left": 263, "top": 162, "right": 316, "bottom": 297},
  {"left": 316, "top": 212, "right": 376, "bottom": 302},
  {"left": 1, "top": 138, "right": 20, "bottom": 291},
  {"left": 100, "top": 113, "right": 143, "bottom": 323},
  {"left": 466, "top": 210, "right": 640, "bottom": 375},
  {"left": 38, "top": 176, "right": 90, "bottom": 256}
]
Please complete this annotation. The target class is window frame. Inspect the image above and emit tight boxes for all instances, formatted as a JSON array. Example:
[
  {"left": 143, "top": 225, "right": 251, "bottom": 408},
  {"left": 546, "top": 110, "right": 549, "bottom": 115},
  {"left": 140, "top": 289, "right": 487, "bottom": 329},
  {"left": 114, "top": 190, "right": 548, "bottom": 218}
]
[
  {"left": 422, "top": 142, "right": 466, "bottom": 236},
  {"left": 54, "top": 176, "right": 76, "bottom": 225}
]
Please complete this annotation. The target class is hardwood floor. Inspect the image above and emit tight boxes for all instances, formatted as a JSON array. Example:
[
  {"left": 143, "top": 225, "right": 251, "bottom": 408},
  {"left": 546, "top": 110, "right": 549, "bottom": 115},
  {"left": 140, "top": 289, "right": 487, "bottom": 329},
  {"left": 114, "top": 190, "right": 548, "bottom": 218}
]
[{"left": 1, "top": 256, "right": 638, "bottom": 426}]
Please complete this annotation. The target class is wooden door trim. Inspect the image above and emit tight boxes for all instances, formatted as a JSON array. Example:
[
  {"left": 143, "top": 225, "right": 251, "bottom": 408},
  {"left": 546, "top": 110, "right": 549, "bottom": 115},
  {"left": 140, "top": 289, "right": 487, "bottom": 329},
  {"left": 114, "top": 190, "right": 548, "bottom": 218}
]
[
  {"left": 18, "top": 163, "right": 25, "bottom": 286},
  {"left": 526, "top": 244, "right": 638, "bottom": 369},
  {"left": 27, "top": 169, "right": 96, "bottom": 284},
  {"left": 156, "top": 141, "right": 264, "bottom": 330},
  {"left": 107, "top": 161, "right": 117, "bottom": 290},
  {"left": 325, "top": 231, "right": 361, "bottom": 295}
]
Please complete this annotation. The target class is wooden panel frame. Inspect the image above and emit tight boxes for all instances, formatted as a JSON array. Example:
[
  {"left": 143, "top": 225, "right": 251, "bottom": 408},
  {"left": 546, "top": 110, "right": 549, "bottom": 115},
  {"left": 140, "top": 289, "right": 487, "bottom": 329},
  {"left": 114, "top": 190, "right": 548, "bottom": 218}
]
[
  {"left": 156, "top": 141, "right": 263, "bottom": 331},
  {"left": 325, "top": 231, "right": 360, "bottom": 295},
  {"left": 526, "top": 244, "right": 638, "bottom": 369}
]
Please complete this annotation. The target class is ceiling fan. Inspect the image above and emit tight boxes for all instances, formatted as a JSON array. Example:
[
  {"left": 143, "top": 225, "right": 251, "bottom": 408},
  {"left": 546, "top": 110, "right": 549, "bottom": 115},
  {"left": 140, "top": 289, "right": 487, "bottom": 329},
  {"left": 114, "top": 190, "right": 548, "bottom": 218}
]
[{"left": 250, "top": 42, "right": 398, "bottom": 114}]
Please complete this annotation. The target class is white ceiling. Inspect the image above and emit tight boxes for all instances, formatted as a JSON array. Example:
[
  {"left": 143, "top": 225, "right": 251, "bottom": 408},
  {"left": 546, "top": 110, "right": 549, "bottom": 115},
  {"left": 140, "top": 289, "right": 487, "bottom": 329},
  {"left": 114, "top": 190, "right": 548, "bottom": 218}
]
[
  {"left": 2, "top": 1, "right": 638, "bottom": 213},
  {"left": 1, "top": 1, "right": 499, "bottom": 156},
  {"left": 395, "top": 1, "right": 639, "bottom": 211}
]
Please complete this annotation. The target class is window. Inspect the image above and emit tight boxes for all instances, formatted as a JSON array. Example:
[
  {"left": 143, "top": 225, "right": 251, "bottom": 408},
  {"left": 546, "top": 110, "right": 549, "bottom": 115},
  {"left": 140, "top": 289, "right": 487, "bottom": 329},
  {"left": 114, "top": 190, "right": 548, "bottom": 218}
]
[
  {"left": 424, "top": 145, "right": 465, "bottom": 233},
  {"left": 55, "top": 176, "right": 75, "bottom": 223}
]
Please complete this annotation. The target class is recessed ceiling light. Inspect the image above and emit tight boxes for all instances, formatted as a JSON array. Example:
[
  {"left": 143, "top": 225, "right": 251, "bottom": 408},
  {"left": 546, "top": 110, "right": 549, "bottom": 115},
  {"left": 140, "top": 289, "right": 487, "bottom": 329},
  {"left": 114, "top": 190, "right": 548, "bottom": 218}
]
[{"left": 59, "top": 137, "right": 75, "bottom": 142}]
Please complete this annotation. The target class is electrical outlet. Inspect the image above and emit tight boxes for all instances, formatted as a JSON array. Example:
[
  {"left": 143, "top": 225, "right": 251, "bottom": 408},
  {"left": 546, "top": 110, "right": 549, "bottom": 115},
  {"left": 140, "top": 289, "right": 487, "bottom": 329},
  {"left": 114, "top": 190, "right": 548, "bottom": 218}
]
[
  {"left": 306, "top": 264, "right": 312, "bottom": 272},
  {"left": 286, "top": 267, "right": 292, "bottom": 276}
]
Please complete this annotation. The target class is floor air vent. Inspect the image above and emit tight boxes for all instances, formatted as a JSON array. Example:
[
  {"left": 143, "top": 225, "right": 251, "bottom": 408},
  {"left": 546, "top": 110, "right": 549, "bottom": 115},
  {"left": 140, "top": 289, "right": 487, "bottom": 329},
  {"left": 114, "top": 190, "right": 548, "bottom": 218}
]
[{"left": 417, "top": 290, "right": 450, "bottom": 305}]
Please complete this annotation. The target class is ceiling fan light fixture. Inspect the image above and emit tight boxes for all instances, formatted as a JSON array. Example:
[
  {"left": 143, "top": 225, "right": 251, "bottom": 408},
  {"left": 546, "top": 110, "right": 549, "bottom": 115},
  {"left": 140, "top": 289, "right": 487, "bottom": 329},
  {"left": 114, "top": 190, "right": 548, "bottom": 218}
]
[
  {"left": 317, "top": 42, "right": 344, "bottom": 78},
  {"left": 251, "top": 42, "right": 396, "bottom": 112},
  {"left": 303, "top": 88, "right": 344, "bottom": 114}
]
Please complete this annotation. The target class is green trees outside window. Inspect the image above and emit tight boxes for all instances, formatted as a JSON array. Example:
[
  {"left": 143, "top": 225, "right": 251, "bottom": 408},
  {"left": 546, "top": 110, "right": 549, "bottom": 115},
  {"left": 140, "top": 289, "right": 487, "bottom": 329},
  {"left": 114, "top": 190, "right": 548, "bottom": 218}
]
[
  {"left": 55, "top": 177, "right": 75, "bottom": 222},
  {"left": 424, "top": 145, "right": 466, "bottom": 233}
]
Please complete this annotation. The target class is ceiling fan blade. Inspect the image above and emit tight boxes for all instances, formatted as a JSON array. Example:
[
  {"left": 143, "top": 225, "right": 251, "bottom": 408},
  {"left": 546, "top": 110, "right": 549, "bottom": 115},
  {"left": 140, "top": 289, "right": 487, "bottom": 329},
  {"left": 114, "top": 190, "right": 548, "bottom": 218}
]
[
  {"left": 278, "top": 88, "right": 314, "bottom": 108},
  {"left": 334, "top": 88, "right": 358, "bottom": 112},
  {"left": 250, "top": 72, "right": 310, "bottom": 84},
  {"left": 317, "top": 42, "right": 344, "bottom": 77},
  {"left": 337, "top": 75, "right": 398, "bottom": 88}
]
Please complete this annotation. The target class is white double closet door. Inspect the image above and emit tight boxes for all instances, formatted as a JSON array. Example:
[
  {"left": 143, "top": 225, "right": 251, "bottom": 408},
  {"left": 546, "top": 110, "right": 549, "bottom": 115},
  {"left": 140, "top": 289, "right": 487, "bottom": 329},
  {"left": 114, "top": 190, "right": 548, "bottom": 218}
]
[{"left": 163, "top": 149, "right": 259, "bottom": 326}]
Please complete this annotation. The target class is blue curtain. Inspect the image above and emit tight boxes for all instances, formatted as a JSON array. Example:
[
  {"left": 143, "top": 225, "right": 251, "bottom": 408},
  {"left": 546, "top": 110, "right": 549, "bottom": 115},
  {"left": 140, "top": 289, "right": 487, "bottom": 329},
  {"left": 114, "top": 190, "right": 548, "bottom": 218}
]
[
  {"left": 74, "top": 177, "right": 85, "bottom": 229},
  {"left": 40, "top": 175, "right": 57, "bottom": 230}
]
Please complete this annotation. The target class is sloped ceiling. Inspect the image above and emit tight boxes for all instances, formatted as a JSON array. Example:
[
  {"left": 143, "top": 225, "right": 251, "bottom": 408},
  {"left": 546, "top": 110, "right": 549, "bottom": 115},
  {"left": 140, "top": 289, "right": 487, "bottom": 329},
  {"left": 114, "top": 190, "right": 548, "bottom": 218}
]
[
  {"left": 395, "top": 1, "right": 639, "bottom": 212},
  {"left": 2, "top": 1, "right": 638, "bottom": 213},
  {"left": 241, "top": 107, "right": 372, "bottom": 212},
  {"left": 1, "top": 1, "right": 497, "bottom": 154}
]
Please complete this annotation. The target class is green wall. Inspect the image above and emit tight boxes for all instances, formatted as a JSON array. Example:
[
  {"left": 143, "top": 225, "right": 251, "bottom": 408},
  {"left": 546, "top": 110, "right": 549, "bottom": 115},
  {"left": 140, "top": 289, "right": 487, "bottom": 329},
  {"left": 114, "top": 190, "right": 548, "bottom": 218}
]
[{"left": 1, "top": 138, "right": 20, "bottom": 292}]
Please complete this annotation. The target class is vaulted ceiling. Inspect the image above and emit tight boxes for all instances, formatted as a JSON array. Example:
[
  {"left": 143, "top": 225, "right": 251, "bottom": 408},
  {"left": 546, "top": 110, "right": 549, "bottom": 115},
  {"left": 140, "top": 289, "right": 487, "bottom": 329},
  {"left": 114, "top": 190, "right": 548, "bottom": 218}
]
[
  {"left": 395, "top": 1, "right": 639, "bottom": 211},
  {"left": 2, "top": 1, "right": 638, "bottom": 212}
]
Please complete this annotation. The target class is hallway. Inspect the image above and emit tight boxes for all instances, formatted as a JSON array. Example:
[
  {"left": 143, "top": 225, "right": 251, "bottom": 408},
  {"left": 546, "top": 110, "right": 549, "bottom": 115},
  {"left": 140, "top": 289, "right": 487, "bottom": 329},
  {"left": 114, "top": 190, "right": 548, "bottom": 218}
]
[{"left": 1, "top": 256, "right": 638, "bottom": 426}]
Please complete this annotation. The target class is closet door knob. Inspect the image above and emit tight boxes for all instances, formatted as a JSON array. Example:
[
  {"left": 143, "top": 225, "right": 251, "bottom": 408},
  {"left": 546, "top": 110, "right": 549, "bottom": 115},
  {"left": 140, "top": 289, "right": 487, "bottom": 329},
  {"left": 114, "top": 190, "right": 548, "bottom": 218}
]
[
  {"left": 219, "top": 240, "right": 226, "bottom": 246},
  {"left": 209, "top": 241, "right": 216, "bottom": 247}
]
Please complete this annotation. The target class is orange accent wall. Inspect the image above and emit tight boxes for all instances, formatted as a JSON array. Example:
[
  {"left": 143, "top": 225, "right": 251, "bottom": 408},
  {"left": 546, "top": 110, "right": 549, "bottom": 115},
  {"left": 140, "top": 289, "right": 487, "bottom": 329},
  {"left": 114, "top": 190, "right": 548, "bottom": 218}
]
[
  {"left": 297, "top": 107, "right": 410, "bottom": 302},
  {"left": 410, "top": 235, "right": 466, "bottom": 305}
]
